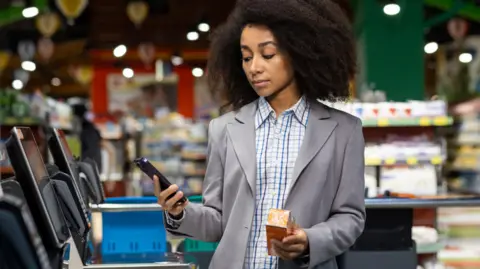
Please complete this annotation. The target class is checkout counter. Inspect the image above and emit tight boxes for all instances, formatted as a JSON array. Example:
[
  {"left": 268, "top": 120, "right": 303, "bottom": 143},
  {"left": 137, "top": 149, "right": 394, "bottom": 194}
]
[
  {"left": 3, "top": 126, "right": 480, "bottom": 269},
  {"left": 90, "top": 195, "right": 480, "bottom": 269},
  {"left": 1, "top": 126, "right": 192, "bottom": 269}
]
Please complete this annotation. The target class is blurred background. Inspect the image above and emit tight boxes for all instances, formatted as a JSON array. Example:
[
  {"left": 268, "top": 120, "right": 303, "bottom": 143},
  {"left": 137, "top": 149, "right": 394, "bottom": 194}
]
[{"left": 1, "top": 0, "right": 480, "bottom": 268}]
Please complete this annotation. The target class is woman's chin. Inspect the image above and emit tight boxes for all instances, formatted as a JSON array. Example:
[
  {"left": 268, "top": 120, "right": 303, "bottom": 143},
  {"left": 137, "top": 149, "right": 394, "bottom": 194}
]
[{"left": 254, "top": 87, "right": 274, "bottom": 97}]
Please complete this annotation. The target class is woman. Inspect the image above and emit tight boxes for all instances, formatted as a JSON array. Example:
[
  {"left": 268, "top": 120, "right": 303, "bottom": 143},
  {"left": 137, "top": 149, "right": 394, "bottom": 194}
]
[{"left": 156, "top": 0, "right": 365, "bottom": 268}]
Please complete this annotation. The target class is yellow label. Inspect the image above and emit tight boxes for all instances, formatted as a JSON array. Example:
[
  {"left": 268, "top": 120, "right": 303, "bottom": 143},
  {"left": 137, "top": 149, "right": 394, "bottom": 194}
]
[
  {"left": 431, "top": 156, "right": 442, "bottom": 165},
  {"left": 377, "top": 118, "right": 389, "bottom": 127},
  {"left": 419, "top": 117, "right": 431, "bottom": 126},
  {"left": 433, "top": 116, "right": 449, "bottom": 126},
  {"left": 4, "top": 117, "right": 15, "bottom": 124},
  {"left": 385, "top": 158, "right": 396, "bottom": 165},
  {"left": 23, "top": 117, "right": 33, "bottom": 124},
  {"left": 406, "top": 157, "right": 418, "bottom": 165},
  {"left": 365, "top": 158, "right": 382, "bottom": 166}
]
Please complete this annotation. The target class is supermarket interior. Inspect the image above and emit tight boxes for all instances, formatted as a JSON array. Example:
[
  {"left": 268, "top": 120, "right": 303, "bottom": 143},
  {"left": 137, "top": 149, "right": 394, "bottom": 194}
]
[{"left": 1, "top": 0, "right": 480, "bottom": 269}]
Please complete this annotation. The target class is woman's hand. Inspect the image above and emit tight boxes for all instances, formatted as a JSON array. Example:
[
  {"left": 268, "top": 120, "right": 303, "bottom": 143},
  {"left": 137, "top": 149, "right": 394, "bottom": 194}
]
[
  {"left": 271, "top": 229, "right": 309, "bottom": 260},
  {"left": 154, "top": 175, "right": 189, "bottom": 217}
]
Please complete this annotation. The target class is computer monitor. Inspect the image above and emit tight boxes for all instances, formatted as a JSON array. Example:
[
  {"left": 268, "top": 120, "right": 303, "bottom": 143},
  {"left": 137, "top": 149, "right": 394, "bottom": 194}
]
[
  {"left": 79, "top": 158, "right": 105, "bottom": 204},
  {"left": 47, "top": 128, "right": 92, "bottom": 263},
  {"left": 47, "top": 128, "right": 89, "bottom": 226},
  {"left": 50, "top": 128, "right": 105, "bottom": 204},
  {"left": 5, "top": 127, "right": 70, "bottom": 249}
]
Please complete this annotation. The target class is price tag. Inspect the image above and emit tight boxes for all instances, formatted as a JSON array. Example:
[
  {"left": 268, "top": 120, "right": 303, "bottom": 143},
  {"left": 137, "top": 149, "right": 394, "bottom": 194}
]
[
  {"left": 431, "top": 156, "right": 442, "bottom": 165},
  {"left": 377, "top": 118, "right": 389, "bottom": 127},
  {"left": 419, "top": 117, "right": 431, "bottom": 126},
  {"left": 433, "top": 116, "right": 449, "bottom": 126},
  {"left": 366, "top": 158, "right": 382, "bottom": 166},
  {"left": 406, "top": 157, "right": 418, "bottom": 165},
  {"left": 385, "top": 158, "right": 396, "bottom": 165}
]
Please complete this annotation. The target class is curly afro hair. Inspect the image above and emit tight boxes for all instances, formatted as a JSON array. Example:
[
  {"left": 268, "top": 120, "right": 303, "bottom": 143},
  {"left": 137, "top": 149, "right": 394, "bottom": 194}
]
[{"left": 207, "top": 0, "right": 356, "bottom": 112}]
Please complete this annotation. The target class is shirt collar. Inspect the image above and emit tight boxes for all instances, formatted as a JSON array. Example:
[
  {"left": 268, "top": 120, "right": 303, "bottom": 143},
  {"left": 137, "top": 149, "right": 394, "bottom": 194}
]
[{"left": 255, "top": 96, "right": 309, "bottom": 129}]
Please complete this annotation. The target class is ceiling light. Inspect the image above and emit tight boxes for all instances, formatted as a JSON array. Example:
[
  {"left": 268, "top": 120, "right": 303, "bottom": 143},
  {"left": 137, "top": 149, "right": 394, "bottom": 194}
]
[
  {"left": 187, "top": 31, "right": 199, "bottom": 41},
  {"left": 22, "top": 7, "right": 39, "bottom": 18},
  {"left": 21, "top": 61, "right": 36, "bottom": 72},
  {"left": 459, "top": 53, "right": 473, "bottom": 63},
  {"left": 12, "top": 80, "right": 23, "bottom": 90},
  {"left": 383, "top": 3, "right": 400, "bottom": 16},
  {"left": 122, "top": 67, "right": 134, "bottom": 78},
  {"left": 51, "top": 77, "right": 61, "bottom": 86},
  {"left": 171, "top": 55, "right": 183, "bottom": 66},
  {"left": 113, "top": 45, "right": 127, "bottom": 58},
  {"left": 192, "top": 67, "right": 204, "bottom": 77},
  {"left": 424, "top": 42, "right": 438, "bottom": 54},
  {"left": 198, "top": 23, "right": 210, "bottom": 32}
]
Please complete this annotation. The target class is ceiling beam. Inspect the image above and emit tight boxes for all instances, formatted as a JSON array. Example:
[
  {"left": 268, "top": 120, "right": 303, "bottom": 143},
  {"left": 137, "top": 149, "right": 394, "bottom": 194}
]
[{"left": 424, "top": 0, "right": 480, "bottom": 22}]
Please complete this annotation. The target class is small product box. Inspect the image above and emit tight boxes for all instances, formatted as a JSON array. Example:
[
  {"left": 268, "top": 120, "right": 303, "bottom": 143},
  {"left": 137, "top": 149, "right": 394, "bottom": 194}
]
[{"left": 266, "top": 208, "right": 296, "bottom": 256}]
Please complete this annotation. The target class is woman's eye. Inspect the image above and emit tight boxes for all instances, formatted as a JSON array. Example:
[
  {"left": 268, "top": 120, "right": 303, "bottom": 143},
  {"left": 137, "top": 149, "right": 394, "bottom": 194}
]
[
  {"left": 263, "top": 54, "right": 275, "bottom": 59},
  {"left": 242, "top": 57, "right": 252, "bottom": 62}
]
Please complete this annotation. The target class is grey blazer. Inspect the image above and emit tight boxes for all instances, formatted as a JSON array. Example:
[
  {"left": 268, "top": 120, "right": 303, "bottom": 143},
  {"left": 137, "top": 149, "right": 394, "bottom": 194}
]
[{"left": 166, "top": 99, "right": 366, "bottom": 269}]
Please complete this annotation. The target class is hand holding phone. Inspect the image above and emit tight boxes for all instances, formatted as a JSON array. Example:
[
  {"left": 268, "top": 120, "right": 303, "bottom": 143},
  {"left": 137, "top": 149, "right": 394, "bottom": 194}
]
[
  {"left": 133, "top": 157, "right": 188, "bottom": 215},
  {"left": 153, "top": 176, "right": 188, "bottom": 217}
]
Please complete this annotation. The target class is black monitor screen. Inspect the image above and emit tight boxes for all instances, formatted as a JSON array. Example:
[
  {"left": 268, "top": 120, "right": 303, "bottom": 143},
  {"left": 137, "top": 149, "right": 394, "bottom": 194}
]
[
  {"left": 6, "top": 127, "right": 69, "bottom": 248},
  {"left": 18, "top": 129, "right": 49, "bottom": 184},
  {"left": 57, "top": 129, "right": 74, "bottom": 162}
]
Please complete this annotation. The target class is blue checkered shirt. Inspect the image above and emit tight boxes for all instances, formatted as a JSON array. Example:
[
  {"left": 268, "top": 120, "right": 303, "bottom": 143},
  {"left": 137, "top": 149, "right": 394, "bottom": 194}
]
[{"left": 244, "top": 96, "right": 310, "bottom": 269}]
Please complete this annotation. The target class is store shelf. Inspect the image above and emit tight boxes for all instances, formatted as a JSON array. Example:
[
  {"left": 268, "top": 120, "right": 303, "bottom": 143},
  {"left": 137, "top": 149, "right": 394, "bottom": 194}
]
[
  {"left": 0, "top": 116, "right": 43, "bottom": 126},
  {"left": 365, "top": 197, "right": 480, "bottom": 208},
  {"left": 100, "top": 173, "right": 124, "bottom": 182},
  {"left": 417, "top": 242, "right": 446, "bottom": 254},
  {"left": 362, "top": 116, "right": 453, "bottom": 127},
  {"left": 90, "top": 197, "right": 480, "bottom": 212},
  {"left": 365, "top": 156, "right": 444, "bottom": 166},
  {"left": 0, "top": 166, "right": 13, "bottom": 174}
]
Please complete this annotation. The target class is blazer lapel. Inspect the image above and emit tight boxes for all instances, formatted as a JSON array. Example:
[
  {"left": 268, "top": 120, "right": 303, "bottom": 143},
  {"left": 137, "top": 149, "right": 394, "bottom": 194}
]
[
  {"left": 291, "top": 102, "right": 338, "bottom": 189},
  {"left": 226, "top": 101, "right": 257, "bottom": 194}
]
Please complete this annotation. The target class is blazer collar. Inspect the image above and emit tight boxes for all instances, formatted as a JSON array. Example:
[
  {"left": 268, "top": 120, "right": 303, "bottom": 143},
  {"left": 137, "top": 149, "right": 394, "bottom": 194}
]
[
  {"left": 234, "top": 98, "right": 331, "bottom": 124},
  {"left": 228, "top": 98, "right": 335, "bottom": 196}
]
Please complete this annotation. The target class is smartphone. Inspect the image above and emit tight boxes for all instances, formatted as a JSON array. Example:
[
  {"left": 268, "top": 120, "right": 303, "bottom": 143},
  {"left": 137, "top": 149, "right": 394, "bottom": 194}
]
[{"left": 133, "top": 157, "right": 187, "bottom": 204}]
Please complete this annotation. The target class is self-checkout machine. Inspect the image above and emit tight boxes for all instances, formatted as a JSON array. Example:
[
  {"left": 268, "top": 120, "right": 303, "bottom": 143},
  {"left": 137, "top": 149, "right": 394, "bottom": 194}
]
[
  {"left": 5, "top": 126, "right": 71, "bottom": 269},
  {"left": 0, "top": 178, "right": 53, "bottom": 269},
  {"left": 45, "top": 127, "right": 192, "bottom": 269}
]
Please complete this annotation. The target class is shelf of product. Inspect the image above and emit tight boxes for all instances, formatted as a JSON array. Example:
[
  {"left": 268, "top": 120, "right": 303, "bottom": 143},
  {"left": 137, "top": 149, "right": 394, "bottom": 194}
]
[
  {"left": 322, "top": 99, "right": 480, "bottom": 268},
  {"left": 137, "top": 113, "right": 208, "bottom": 196},
  {"left": 447, "top": 105, "right": 480, "bottom": 195},
  {"left": 322, "top": 100, "right": 450, "bottom": 126},
  {"left": 0, "top": 90, "right": 76, "bottom": 180},
  {"left": 365, "top": 139, "right": 444, "bottom": 166},
  {"left": 0, "top": 89, "right": 46, "bottom": 125}
]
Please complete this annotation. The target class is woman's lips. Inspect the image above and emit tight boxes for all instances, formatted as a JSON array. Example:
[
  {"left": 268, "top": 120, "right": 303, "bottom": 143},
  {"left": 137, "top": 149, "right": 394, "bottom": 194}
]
[{"left": 253, "top": 80, "right": 270, "bottom": 88}]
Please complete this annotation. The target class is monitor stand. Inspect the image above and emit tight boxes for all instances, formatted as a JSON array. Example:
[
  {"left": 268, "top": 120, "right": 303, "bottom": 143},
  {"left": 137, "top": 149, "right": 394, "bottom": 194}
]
[
  {"left": 49, "top": 243, "right": 68, "bottom": 269},
  {"left": 65, "top": 237, "right": 84, "bottom": 269}
]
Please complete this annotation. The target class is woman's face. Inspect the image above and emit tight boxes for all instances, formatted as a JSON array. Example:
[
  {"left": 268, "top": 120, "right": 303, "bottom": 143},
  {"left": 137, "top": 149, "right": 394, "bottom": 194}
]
[{"left": 240, "top": 24, "right": 295, "bottom": 98}]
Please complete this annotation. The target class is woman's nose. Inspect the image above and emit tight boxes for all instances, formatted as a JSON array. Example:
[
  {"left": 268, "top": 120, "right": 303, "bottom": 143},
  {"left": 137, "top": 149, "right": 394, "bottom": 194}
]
[{"left": 249, "top": 57, "right": 263, "bottom": 74}]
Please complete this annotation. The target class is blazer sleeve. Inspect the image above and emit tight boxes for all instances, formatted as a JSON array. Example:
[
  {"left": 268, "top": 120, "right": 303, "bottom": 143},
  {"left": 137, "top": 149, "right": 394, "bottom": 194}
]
[
  {"left": 303, "top": 118, "right": 366, "bottom": 268},
  {"left": 164, "top": 118, "right": 224, "bottom": 242}
]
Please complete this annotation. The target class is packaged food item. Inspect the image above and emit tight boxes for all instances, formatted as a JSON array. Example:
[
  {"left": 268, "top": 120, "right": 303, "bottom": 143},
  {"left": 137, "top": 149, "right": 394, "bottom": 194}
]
[{"left": 266, "top": 209, "right": 297, "bottom": 256}]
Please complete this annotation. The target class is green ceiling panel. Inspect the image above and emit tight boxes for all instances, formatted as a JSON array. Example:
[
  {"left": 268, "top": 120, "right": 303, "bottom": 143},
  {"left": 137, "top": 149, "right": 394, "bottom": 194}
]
[
  {"left": 424, "top": 0, "right": 480, "bottom": 22},
  {"left": 0, "top": 0, "right": 48, "bottom": 27}
]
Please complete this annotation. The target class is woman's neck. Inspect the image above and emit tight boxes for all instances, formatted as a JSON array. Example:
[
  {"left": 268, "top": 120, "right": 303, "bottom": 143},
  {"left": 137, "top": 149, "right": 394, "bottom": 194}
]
[{"left": 266, "top": 86, "right": 302, "bottom": 116}]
